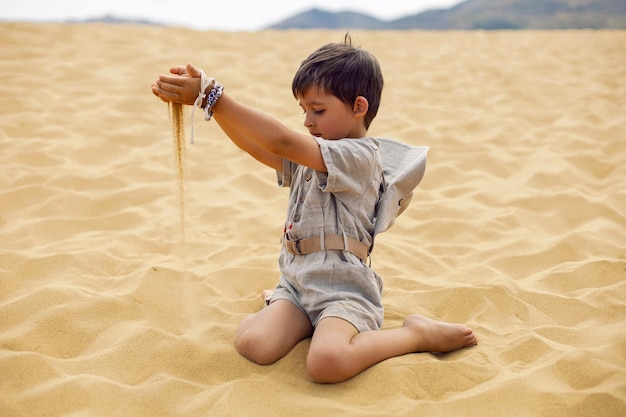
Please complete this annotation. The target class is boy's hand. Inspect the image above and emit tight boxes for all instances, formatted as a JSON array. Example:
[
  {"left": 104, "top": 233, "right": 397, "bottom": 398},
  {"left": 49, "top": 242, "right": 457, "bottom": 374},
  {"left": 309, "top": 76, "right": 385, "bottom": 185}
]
[{"left": 151, "top": 62, "right": 203, "bottom": 105}]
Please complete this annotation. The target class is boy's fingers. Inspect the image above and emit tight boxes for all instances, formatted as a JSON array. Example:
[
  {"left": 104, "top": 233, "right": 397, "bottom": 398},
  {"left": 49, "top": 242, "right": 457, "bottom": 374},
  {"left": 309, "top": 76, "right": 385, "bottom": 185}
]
[
  {"left": 157, "top": 89, "right": 177, "bottom": 102},
  {"left": 169, "top": 65, "right": 187, "bottom": 75},
  {"left": 185, "top": 62, "right": 202, "bottom": 78},
  {"left": 152, "top": 73, "right": 190, "bottom": 103},
  {"left": 153, "top": 80, "right": 181, "bottom": 101},
  {"left": 151, "top": 85, "right": 171, "bottom": 102},
  {"left": 159, "top": 74, "right": 177, "bottom": 84}
]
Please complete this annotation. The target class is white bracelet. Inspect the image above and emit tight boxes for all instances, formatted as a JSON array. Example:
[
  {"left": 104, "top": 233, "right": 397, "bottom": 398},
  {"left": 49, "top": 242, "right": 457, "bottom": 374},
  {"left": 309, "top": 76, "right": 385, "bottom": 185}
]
[{"left": 189, "top": 70, "right": 215, "bottom": 144}]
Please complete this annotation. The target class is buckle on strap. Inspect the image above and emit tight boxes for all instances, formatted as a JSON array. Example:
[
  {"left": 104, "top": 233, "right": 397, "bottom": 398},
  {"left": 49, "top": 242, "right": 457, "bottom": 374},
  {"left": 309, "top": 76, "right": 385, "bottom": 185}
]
[
  {"left": 283, "top": 238, "right": 303, "bottom": 255},
  {"left": 283, "top": 234, "right": 370, "bottom": 262}
]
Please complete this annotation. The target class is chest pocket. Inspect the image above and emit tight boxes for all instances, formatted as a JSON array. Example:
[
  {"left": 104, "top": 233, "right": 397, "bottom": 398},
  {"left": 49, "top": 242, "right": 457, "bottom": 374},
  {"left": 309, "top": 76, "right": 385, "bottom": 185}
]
[{"left": 302, "top": 169, "right": 330, "bottom": 209}]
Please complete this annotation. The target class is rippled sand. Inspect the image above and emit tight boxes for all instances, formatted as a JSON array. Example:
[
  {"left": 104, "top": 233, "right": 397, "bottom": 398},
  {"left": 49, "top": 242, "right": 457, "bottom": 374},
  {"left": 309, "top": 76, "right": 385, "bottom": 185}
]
[{"left": 1, "top": 24, "right": 625, "bottom": 416}]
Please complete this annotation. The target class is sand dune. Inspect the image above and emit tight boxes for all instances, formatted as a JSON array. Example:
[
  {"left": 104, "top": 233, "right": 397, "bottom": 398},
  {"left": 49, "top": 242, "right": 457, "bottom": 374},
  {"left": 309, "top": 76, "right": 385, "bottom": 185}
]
[{"left": 1, "top": 23, "right": 625, "bottom": 416}]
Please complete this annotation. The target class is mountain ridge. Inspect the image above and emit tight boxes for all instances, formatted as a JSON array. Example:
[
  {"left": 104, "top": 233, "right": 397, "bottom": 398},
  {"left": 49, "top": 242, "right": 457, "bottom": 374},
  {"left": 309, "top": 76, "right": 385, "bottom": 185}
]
[{"left": 267, "top": 0, "right": 626, "bottom": 30}]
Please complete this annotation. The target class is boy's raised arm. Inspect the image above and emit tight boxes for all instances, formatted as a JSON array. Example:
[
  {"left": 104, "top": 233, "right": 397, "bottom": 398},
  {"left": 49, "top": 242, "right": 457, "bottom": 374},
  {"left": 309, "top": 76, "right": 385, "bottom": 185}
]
[
  {"left": 211, "top": 94, "right": 326, "bottom": 172},
  {"left": 151, "top": 63, "right": 326, "bottom": 173}
]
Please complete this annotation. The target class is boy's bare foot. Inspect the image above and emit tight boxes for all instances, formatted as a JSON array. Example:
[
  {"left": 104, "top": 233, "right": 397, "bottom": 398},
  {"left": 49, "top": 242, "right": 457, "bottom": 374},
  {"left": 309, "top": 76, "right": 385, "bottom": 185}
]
[{"left": 404, "top": 314, "right": 477, "bottom": 353}]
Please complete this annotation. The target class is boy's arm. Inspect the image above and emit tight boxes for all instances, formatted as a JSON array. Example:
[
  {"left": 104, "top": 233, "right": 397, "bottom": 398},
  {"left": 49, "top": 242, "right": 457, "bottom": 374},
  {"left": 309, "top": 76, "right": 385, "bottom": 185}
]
[
  {"left": 152, "top": 63, "right": 326, "bottom": 172},
  {"left": 212, "top": 94, "right": 326, "bottom": 172},
  {"left": 212, "top": 114, "right": 284, "bottom": 171}
]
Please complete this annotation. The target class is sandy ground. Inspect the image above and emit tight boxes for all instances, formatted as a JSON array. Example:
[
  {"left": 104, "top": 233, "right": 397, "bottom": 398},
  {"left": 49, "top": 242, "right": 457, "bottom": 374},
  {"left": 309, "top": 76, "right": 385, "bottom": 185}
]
[{"left": 1, "top": 23, "right": 625, "bottom": 416}]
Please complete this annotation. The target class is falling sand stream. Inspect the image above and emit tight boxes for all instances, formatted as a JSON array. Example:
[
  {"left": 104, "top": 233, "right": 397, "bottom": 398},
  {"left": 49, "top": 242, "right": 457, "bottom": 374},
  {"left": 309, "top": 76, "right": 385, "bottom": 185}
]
[{"left": 169, "top": 102, "right": 187, "bottom": 247}]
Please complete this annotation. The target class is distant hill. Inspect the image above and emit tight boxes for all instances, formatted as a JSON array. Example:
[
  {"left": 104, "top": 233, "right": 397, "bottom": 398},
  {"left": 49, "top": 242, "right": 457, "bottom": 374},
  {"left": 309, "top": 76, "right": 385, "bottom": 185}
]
[
  {"left": 68, "top": 14, "right": 163, "bottom": 26},
  {"left": 267, "top": 0, "right": 626, "bottom": 30},
  {"left": 267, "top": 9, "right": 388, "bottom": 30}
]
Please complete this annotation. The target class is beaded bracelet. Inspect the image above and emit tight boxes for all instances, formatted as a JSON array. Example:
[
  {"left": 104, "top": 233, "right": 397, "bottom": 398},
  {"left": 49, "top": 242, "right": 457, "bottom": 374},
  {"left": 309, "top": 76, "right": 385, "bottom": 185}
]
[
  {"left": 202, "top": 81, "right": 224, "bottom": 121},
  {"left": 189, "top": 69, "right": 224, "bottom": 144}
]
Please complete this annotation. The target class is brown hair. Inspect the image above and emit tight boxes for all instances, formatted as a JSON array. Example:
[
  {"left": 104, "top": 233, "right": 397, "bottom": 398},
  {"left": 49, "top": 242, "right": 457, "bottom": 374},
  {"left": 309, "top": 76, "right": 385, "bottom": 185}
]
[{"left": 292, "top": 34, "right": 384, "bottom": 130}]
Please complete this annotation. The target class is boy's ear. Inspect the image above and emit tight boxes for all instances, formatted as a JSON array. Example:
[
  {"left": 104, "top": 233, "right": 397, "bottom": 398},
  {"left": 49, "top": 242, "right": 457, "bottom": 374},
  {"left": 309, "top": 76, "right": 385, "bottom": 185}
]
[{"left": 352, "top": 96, "right": 369, "bottom": 119}]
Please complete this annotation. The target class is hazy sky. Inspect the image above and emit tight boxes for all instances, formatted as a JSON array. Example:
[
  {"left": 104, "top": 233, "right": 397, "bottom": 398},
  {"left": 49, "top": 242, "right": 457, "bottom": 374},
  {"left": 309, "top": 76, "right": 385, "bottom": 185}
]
[{"left": 0, "top": 0, "right": 467, "bottom": 31}]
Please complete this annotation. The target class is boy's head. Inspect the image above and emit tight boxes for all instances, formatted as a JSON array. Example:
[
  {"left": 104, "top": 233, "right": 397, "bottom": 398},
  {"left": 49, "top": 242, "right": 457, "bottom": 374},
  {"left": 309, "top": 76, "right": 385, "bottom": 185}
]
[{"left": 292, "top": 35, "right": 383, "bottom": 131}]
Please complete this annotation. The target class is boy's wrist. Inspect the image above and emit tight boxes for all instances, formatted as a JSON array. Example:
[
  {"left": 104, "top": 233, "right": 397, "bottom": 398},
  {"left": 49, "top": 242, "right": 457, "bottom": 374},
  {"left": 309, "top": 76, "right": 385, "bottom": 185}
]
[
  {"left": 201, "top": 80, "right": 224, "bottom": 121},
  {"left": 194, "top": 78, "right": 215, "bottom": 106},
  {"left": 189, "top": 70, "right": 222, "bottom": 144}
]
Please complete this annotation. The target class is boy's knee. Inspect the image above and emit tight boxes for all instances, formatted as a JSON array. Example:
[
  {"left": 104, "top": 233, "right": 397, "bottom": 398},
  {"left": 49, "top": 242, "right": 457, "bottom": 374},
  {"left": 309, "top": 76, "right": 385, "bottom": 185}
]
[
  {"left": 234, "top": 327, "right": 281, "bottom": 365},
  {"left": 306, "top": 345, "right": 350, "bottom": 383}
]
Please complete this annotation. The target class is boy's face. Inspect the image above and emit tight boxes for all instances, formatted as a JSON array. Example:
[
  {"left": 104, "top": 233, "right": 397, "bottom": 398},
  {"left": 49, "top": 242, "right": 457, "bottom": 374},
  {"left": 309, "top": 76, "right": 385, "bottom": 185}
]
[{"left": 298, "top": 88, "right": 366, "bottom": 140}]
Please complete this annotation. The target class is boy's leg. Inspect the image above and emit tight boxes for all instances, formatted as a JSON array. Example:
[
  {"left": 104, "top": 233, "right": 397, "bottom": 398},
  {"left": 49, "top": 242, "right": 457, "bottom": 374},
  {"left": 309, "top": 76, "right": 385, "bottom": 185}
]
[
  {"left": 235, "top": 299, "right": 313, "bottom": 365},
  {"left": 306, "top": 315, "right": 477, "bottom": 383}
]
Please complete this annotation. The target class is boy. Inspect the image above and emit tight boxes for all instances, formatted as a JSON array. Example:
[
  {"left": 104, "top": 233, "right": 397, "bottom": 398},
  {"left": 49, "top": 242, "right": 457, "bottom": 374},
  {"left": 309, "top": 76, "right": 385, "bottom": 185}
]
[{"left": 151, "top": 37, "right": 476, "bottom": 384}]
